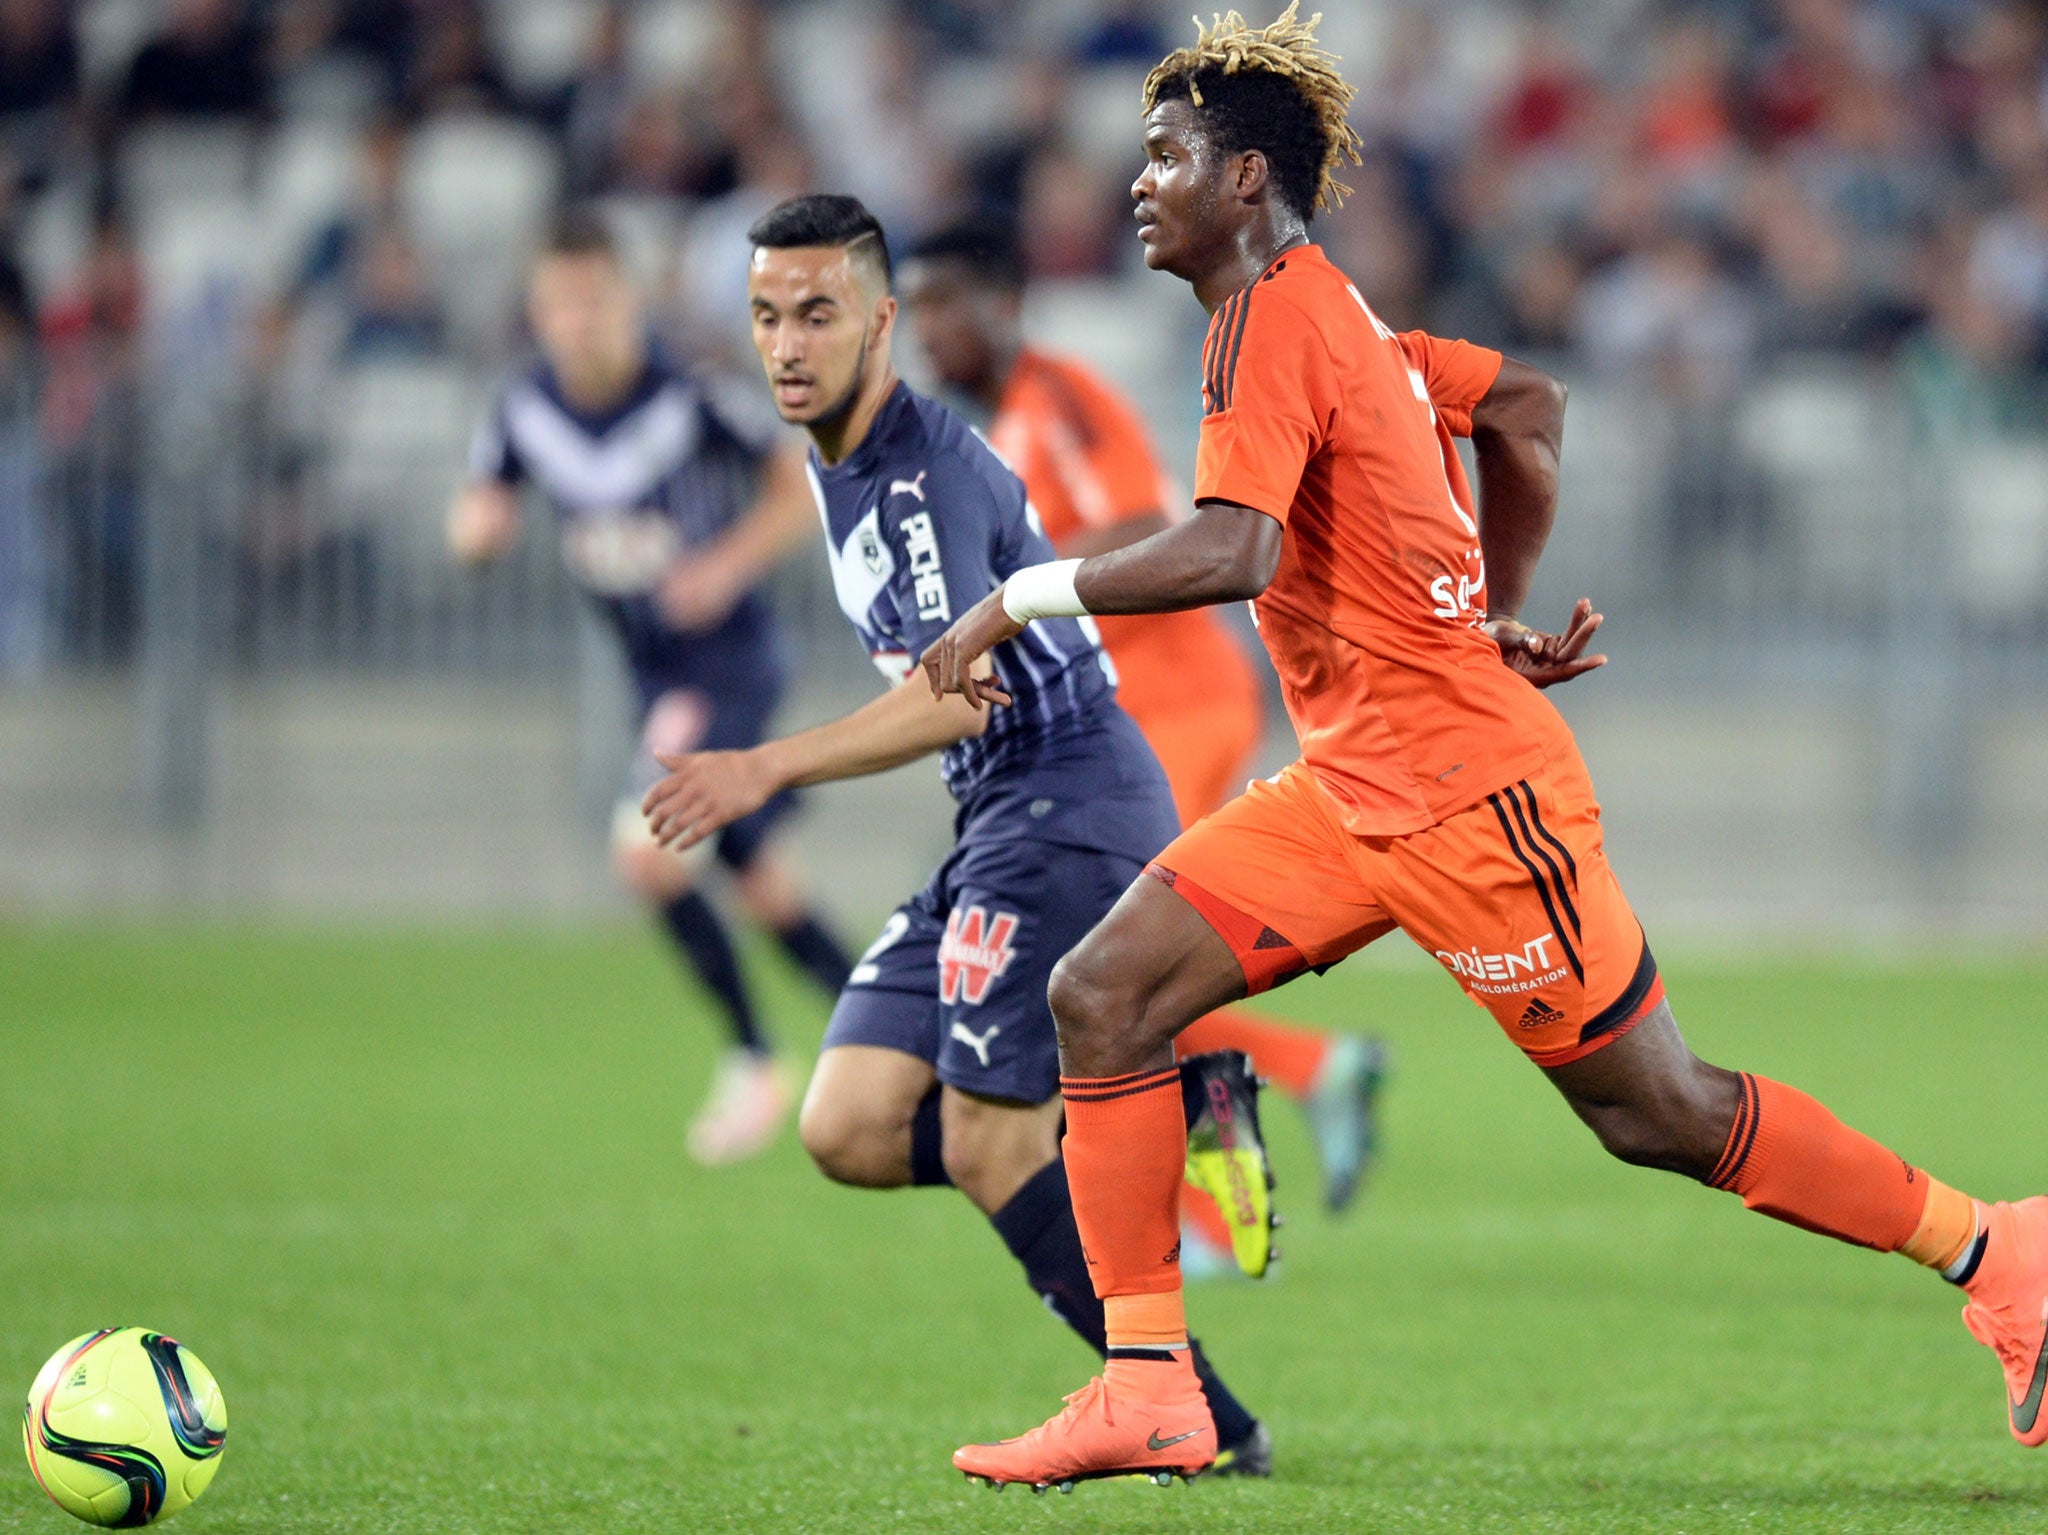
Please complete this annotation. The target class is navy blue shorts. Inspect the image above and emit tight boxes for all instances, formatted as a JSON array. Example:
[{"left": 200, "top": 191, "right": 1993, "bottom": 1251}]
[
  {"left": 821, "top": 833, "right": 1148, "bottom": 1105},
  {"left": 625, "top": 668, "right": 796, "bottom": 872}
]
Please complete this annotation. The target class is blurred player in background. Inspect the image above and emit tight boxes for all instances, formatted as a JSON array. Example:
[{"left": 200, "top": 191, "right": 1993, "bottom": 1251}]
[
  {"left": 929, "top": 5, "right": 2048, "bottom": 1489},
  {"left": 643, "top": 193, "right": 1276, "bottom": 1475},
  {"left": 450, "top": 212, "right": 854, "bottom": 1166},
  {"left": 900, "top": 215, "right": 1389, "bottom": 1278}
]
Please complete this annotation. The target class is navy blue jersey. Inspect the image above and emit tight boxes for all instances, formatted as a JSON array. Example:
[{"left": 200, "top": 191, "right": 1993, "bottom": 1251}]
[
  {"left": 469, "top": 346, "right": 784, "bottom": 700},
  {"left": 811, "top": 381, "right": 1177, "bottom": 861}
]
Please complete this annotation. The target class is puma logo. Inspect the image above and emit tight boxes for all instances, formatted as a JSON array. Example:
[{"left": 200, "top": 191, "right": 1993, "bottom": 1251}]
[
  {"left": 889, "top": 471, "right": 929, "bottom": 502},
  {"left": 949, "top": 1020, "right": 1000, "bottom": 1068}
]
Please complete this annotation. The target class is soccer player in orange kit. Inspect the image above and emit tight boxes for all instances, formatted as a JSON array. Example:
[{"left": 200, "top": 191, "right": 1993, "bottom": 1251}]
[
  {"left": 898, "top": 218, "right": 1390, "bottom": 1271},
  {"left": 922, "top": 4, "right": 2048, "bottom": 1493}
]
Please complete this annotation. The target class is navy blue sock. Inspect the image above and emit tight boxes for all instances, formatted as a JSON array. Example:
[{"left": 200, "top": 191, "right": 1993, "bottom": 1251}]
[
  {"left": 909, "top": 1088, "right": 950, "bottom": 1187},
  {"left": 988, "top": 1157, "right": 1259, "bottom": 1450},
  {"left": 773, "top": 912, "right": 855, "bottom": 995},
  {"left": 657, "top": 892, "right": 768, "bottom": 1055}
]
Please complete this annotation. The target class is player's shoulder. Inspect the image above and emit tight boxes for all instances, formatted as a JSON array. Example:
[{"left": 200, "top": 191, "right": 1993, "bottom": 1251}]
[
  {"left": 1203, "top": 256, "right": 1341, "bottom": 413},
  {"left": 1016, "top": 348, "right": 1138, "bottom": 437},
  {"left": 888, "top": 385, "right": 1022, "bottom": 502}
]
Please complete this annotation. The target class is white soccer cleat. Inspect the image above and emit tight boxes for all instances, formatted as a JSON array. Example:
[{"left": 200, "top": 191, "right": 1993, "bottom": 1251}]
[{"left": 686, "top": 1051, "right": 793, "bottom": 1165}]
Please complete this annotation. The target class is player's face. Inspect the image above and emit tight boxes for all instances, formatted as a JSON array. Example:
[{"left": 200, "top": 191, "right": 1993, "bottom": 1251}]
[
  {"left": 898, "top": 258, "right": 1016, "bottom": 395},
  {"left": 1133, "top": 100, "right": 1236, "bottom": 279},
  {"left": 528, "top": 254, "right": 640, "bottom": 383},
  {"left": 748, "top": 245, "right": 895, "bottom": 427}
]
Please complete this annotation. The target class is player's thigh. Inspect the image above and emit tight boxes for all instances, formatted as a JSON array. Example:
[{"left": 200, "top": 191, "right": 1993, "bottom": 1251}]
[
  {"left": 929, "top": 837, "right": 1139, "bottom": 1106},
  {"left": 805, "top": 895, "right": 938, "bottom": 1184},
  {"left": 1135, "top": 760, "right": 1394, "bottom": 1000},
  {"left": 1373, "top": 750, "right": 1665, "bottom": 1069}
]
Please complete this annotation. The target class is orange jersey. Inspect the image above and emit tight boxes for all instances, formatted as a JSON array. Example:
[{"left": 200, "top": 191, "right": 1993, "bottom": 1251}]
[
  {"left": 990, "top": 348, "right": 1260, "bottom": 742},
  {"left": 1193, "top": 245, "right": 1573, "bottom": 836}
]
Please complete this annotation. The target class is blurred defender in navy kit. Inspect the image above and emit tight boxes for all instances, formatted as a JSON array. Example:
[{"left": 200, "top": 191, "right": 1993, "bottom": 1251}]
[{"left": 449, "top": 213, "right": 854, "bottom": 1166}]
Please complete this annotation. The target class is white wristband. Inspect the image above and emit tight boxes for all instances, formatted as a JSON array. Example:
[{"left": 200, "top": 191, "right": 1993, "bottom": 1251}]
[{"left": 1001, "top": 559, "right": 1088, "bottom": 622}]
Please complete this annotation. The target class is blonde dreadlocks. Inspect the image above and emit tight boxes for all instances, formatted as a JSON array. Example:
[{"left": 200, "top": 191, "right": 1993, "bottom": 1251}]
[{"left": 1140, "top": 3, "right": 1365, "bottom": 216}]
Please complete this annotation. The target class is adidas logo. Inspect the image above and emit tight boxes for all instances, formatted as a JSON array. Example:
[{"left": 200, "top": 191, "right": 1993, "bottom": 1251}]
[{"left": 1517, "top": 999, "right": 1566, "bottom": 1030}]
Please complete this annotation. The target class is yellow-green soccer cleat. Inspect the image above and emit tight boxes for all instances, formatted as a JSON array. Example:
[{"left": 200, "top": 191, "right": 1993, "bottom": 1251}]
[{"left": 1182, "top": 1050, "right": 1278, "bottom": 1279}]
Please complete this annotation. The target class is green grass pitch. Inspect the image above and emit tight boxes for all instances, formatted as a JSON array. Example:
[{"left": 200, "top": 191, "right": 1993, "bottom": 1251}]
[{"left": 3, "top": 922, "right": 2043, "bottom": 1533}]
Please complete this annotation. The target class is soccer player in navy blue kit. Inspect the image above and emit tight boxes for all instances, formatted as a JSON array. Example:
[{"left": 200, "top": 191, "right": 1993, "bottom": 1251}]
[
  {"left": 640, "top": 194, "right": 1272, "bottom": 1474},
  {"left": 450, "top": 214, "right": 854, "bottom": 1165}
]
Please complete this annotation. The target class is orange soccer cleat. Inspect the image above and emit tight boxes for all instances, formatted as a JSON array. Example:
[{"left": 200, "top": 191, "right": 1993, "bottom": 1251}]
[
  {"left": 1960, "top": 1196, "right": 2048, "bottom": 1447},
  {"left": 953, "top": 1361, "right": 1217, "bottom": 1493}
]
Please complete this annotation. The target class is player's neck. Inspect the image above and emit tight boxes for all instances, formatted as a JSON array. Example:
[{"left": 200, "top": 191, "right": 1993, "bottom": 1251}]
[
  {"left": 808, "top": 364, "right": 900, "bottom": 466},
  {"left": 558, "top": 346, "right": 645, "bottom": 413},
  {"left": 1191, "top": 223, "right": 1309, "bottom": 314},
  {"left": 972, "top": 338, "right": 1023, "bottom": 412}
]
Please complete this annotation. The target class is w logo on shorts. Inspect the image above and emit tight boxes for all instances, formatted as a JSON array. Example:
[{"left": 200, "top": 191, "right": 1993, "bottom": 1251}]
[{"left": 939, "top": 906, "right": 1020, "bottom": 1006}]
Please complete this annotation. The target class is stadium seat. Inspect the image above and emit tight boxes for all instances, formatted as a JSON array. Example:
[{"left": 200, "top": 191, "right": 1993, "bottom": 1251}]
[
  {"left": 487, "top": 0, "right": 603, "bottom": 96},
  {"left": 1737, "top": 367, "right": 1900, "bottom": 609},
  {"left": 1951, "top": 442, "right": 2048, "bottom": 621},
  {"left": 118, "top": 123, "right": 260, "bottom": 221},
  {"left": 400, "top": 115, "right": 563, "bottom": 351},
  {"left": 75, "top": 0, "right": 152, "bottom": 93},
  {"left": 628, "top": 0, "right": 729, "bottom": 88},
  {"left": 255, "top": 122, "right": 363, "bottom": 293},
  {"left": 321, "top": 359, "right": 488, "bottom": 570}
]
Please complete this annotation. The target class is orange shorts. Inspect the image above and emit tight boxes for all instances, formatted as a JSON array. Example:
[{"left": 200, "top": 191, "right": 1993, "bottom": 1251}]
[
  {"left": 1150, "top": 747, "right": 1662, "bottom": 1066},
  {"left": 1127, "top": 691, "right": 1263, "bottom": 826}
]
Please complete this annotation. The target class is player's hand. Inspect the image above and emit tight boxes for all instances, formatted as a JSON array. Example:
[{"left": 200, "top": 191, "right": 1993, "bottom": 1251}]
[
  {"left": 641, "top": 748, "right": 776, "bottom": 852},
  {"left": 657, "top": 556, "right": 745, "bottom": 632},
  {"left": 1484, "top": 597, "right": 1607, "bottom": 689},
  {"left": 449, "top": 483, "right": 520, "bottom": 564},
  {"left": 919, "top": 589, "right": 1022, "bottom": 710}
]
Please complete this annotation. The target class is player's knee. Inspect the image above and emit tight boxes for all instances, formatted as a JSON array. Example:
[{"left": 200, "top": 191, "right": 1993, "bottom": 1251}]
[
  {"left": 1047, "top": 947, "right": 1134, "bottom": 1045},
  {"left": 1575, "top": 1067, "right": 1736, "bottom": 1178},
  {"left": 797, "top": 1098, "right": 892, "bottom": 1187},
  {"left": 614, "top": 842, "right": 691, "bottom": 903}
]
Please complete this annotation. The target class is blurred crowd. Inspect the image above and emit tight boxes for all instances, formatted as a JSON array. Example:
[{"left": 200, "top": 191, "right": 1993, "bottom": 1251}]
[{"left": 5, "top": 0, "right": 2048, "bottom": 673}]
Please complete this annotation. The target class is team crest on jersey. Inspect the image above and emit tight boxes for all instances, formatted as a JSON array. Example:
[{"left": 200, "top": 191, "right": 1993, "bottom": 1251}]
[
  {"left": 858, "top": 522, "right": 885, "bottom": 574},
  {"left": 939, "top": 906, "right": 1020, "bottom": 1006}
]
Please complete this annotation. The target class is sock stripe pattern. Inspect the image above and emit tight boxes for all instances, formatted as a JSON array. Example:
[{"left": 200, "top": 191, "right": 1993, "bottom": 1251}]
[
  {"left": 1706, "top": 1072, "right": 1925, "bottom": 1252},
  {"left": 1062, "top": 1066, "right": 1181, "bottom": 1105},
  {"left": 1707, "top": 1071, "right": 1762, "bottom": 1190}
]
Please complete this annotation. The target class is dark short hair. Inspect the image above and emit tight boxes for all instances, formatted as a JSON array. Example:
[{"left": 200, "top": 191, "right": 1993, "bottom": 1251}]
[
  {"left": 1149, "top": 68, "right": 1331, "bottom": 224},
  {"left": 747, "top": 193, "right": 892, "bottom": 288},
  {"left": 903, "top": 214, "right": 1025, "bottom": 293},
  {"left": 543, "top": 208, "right": 620, "bottom": 262}
]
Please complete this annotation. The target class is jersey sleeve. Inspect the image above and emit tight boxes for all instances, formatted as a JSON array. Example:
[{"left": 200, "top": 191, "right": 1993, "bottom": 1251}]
[
  {"left": 1049, "top": 364, "right": 1174, "bottom": 530},
  {"left": 879, "top": 452, "right": 1011, "bottom": 657},
  {"left": 466, "top": 391, "right": 522, "bottom": 484},
  {"left": 1395, "top": 331, "right": 1503, "bottom": 438},
  {"left": 1193, "top": 290, "right": 1338, "bottom": 524}
]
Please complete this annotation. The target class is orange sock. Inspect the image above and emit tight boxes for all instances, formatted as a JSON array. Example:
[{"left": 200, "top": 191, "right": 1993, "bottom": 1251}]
[
  {"left": 1901, "top": 1180, "right": 1983, "bottom": 1275},
  {"left": 1061, "top": 1066, "right": 1186, "bottom": 1320},
  {"left": 1708, "top": 1073, "right": 1951, "bottom": 1254},
  {"left": 1175, "top": 1008, "right": 1332, "bottom": 1098}
]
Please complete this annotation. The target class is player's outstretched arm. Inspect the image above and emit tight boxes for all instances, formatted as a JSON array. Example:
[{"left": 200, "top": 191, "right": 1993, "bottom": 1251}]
[
  {"left": 657, "top": 441, "right": 814, "bottom": 630},
  {"left": 920, "top": 501, "right": 1280, "bottom": 708},
  {"left": 641, "top": 673, "right": 992, "bottom": 852}
]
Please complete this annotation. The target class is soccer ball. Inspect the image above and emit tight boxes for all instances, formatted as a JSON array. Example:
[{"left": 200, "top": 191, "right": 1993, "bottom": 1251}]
[{"left": 21, "top": 1328, "right": 227, "bottom": 1526}]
